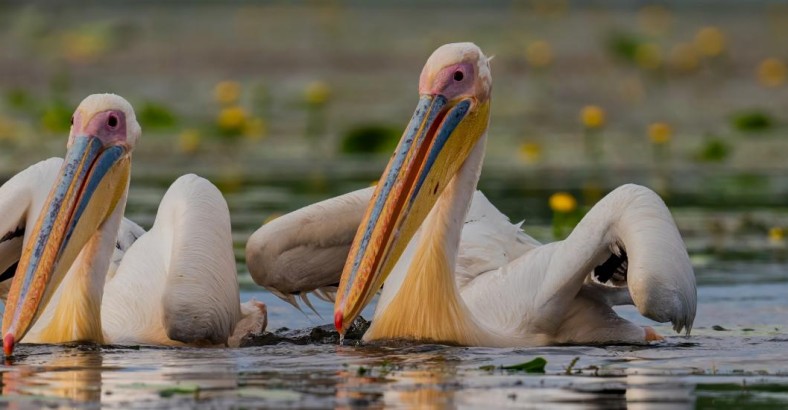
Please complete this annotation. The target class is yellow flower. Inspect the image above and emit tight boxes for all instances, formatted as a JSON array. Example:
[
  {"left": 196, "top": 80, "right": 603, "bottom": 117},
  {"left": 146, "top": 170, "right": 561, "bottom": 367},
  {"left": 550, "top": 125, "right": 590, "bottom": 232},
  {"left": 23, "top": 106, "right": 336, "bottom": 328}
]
[
  {"left": 694, "top": 27, "right": 726, "bottom": 57},
  {"left": 757, "top": 58, "right": 786, "bottom": 87},
  {"left": 648, "top": 122, "right": 673, "bottom": 144},
  {"left": 178, "top": 129, "right": 201, "bottom": 154},
  {"left": 769, "top": 227, "right": 784, "bottom": 244},
  {"left": 549, "top": 192, "right": 577, "bottom": 213},
  {"left": 634, "top": 43, "right": 662, "bottom": 70},
  {"left": 526, "top": 41, "right": 553, "bottom": 68},
  {"left": 215, "top": 81, "right": 241, "bottom": 105},
  {"left": 305, "top": 81, "right": 331, "bottom": 105},
  {"left": 518, "top": 142, "right": 542, "bottom": 163},
  {"left": 580, "top": 105, "right": 605, "bottom": 129},
  {"left": 217, "top": 106, "right": 247, "bottom": 132},
  {"left": 243, "top": 117, "right": 267, "bottom": 141},
  {"left": 669, "top": 43, "right": 699, "bottom": 72}
]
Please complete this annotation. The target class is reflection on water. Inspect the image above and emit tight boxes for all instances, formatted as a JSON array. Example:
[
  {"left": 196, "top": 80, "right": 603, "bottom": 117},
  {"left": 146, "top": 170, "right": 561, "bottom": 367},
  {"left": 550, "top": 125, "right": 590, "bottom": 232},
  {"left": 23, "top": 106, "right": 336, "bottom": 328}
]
[{"left": 0, "top": 323, "right": 786, "bottom": 408}]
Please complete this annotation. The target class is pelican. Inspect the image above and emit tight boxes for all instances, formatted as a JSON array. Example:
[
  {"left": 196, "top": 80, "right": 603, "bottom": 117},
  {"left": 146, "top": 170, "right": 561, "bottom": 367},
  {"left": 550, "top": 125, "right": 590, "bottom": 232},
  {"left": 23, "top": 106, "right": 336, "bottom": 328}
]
[
  {"left": 0, "top": 94, "right": 266, "bottom": 355},
  {"left": 247, "top": 43, "right": 696, "bottom": 346}
]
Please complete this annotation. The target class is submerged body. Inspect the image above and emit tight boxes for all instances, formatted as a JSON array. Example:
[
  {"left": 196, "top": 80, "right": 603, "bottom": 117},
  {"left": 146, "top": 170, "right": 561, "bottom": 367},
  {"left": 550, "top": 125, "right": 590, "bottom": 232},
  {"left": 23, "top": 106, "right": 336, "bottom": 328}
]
[
  {"left": 248, "top": 43, "right": 696, "bottom": 347},
  {"left": 0, "top": 95, "right": 265, "bottom": 354}
]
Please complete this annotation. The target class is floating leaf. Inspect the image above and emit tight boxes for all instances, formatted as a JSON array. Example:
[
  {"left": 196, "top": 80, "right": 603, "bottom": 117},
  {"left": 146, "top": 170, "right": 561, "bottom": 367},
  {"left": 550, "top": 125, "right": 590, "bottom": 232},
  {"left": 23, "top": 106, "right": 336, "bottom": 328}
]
[
  {"left": 731, "top": 110, "right": 774, "bottom": 132},
  {"left": 502, "top": 357, "right": 547, "bottom": 373},
  {"left": 5, "top": 88, "right": 34, "bottom": 111},
  {"left": 138, "top": 101, "right": 177, "bottom": 130},
  {"left": 340, "top": 124, "right": 401, "bottom": 154},
  {"left": 158, "top": 385, "right": 199, "bottom": 398},
  {"left": 694, "top": 137, "right": 730, "bottom": 163},
  {"left": 479, "top": 365, "right": 496, "bottom": 372},
  {"left": 712, "top": 325, "right": 729, "bottom": 331},
  {"left": 40, "top": 100, "right": 73, "bottom": 133},
  {"left": 606, "top": 31, "right": 642, "bottom": 63}
]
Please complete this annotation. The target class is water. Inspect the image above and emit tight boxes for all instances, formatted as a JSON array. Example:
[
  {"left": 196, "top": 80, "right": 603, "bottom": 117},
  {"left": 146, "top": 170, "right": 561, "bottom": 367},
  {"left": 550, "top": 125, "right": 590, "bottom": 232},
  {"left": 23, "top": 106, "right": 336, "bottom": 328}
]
[
  {"left": 1, "top": 166, "right": 787, "bottom": 409},
  {"left": 1, "top": 282, "right": 787, "bottom": 408}
]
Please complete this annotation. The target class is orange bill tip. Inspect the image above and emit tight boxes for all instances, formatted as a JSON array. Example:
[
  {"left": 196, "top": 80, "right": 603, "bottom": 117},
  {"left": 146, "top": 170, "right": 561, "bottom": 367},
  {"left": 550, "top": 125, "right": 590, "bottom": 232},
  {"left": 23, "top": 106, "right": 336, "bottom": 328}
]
[
  {"left": 4, "top": 333, "right": 15, "bottom": 356},
  {"left": 334, "top": 310, "right": 344, "bottom": 333}
]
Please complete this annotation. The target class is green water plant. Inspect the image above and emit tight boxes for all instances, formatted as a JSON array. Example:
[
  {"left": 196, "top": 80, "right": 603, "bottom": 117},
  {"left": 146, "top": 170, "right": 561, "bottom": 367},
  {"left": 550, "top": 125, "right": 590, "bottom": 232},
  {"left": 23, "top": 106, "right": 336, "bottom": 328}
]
[
  {"left": 731, "top": 110, "right": 774, "bottom": 132},
  {"left": 694, "top": 137, "right": 731, "bottom": 163},
  {"left": 340, "top": 124, "right": 400, "bottom": 154},
  {"left": 502, "top": 357, "right": 547, "bottom": 373}
]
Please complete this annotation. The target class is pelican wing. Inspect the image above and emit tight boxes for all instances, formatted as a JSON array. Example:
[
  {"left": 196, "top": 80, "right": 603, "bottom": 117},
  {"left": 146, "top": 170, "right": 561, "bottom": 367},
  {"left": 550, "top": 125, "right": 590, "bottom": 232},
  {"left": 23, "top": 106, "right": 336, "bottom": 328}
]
[
  {"left": 0, "top": 159, "right": 63, "bottom": 288},
  {"left": 455, "top": 191, "right": 540, "bottom": 288},
  {"left": 246, "top": 186, "right": 375, "bottom": 307},
  {"left": 102, "top": 174, "right": 241, "bottom": 345},
  {"left": 460, "top": 185, "right": 695, "bottom": 345},
  {"left": 246, "top": 187, "right": 541, "bottom": 313}
]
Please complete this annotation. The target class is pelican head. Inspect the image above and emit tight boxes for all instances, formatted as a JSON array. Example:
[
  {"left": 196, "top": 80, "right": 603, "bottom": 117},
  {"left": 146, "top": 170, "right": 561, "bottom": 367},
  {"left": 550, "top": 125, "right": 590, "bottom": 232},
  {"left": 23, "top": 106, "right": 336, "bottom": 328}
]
[
  {"left": 334, "top": 43, "right": 492, "bottom": 333},
  {"left": 2, "top": 94, "right": 139, "bottom": 355}
]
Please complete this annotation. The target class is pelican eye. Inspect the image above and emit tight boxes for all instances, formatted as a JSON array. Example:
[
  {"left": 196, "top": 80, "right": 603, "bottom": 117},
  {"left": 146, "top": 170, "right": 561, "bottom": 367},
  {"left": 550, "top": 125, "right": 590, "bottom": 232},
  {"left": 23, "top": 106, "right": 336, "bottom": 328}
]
[
  {"left": 453, "top": 71, "right": 464, "bottom": 81},
  {"left": 107, "top": 114, "right": 119, "bottom": 128}
]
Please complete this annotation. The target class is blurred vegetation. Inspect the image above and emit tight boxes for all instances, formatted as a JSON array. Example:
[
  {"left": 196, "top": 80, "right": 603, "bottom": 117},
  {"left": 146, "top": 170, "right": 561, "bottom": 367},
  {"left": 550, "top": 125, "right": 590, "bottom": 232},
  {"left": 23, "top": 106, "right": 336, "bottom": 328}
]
[
  {"left": 1, "top": 1, "right": 788, "bottom": 230},
  {"left": 731, "top": 110, "right": 775, "bottom": 133},
  {"left": 695, "top": 137, "right": 732, "bottom": 163},
  {"left": 340, "top": 124, "right": 400, "bottom": 154},
  {"left": 138, "top": 102, "right": 178, "bottom": 131}
]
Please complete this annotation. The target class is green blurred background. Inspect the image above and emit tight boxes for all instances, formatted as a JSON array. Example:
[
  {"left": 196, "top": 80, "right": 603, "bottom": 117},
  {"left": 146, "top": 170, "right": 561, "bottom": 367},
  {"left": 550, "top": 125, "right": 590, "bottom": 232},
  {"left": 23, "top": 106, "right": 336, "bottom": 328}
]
[{"left": 1, "top": 0, "right": 788, "bottom": 272}]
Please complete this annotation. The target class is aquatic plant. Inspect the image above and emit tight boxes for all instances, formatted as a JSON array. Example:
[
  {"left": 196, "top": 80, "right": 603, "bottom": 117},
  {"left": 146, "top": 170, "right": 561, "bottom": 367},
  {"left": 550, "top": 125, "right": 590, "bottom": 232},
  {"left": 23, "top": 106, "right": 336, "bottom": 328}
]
[
  {"left": 694, "top": 137, "right": 731, "bottom": 163},
  {"left": 502, "top": 357, "right": 547, "bottom": 373},
  {"left": 304, "top": 80, "right": 331, "bottom": 140},
  {"left": 579, "top": 105, "right": 605, "bottom": 170},
  {"left": 549, "top": 192, "right": 580, "bottom": 239},
  {"left": 340, "top": 124, "right": 400, "bottom": 154},
  {"left": 138, "top": 101, "right": 177, "bottom": 130},
  {"left": 518, "top": 141, "right": 542, "bottom": 164},
  {"left": 694, "top": 26, "right": 726, "bottom": 58},
  {"left": 731, "top": 110, "right": 774, "bottom": 132},
  {"left": 648, "top": 122, "right": 673, "bottom": 145},
  {"left": 40, "top": 99, "right": 72, "bottom": 133},
  {"left": 757, "top": 58, "right": 786, "bottom": 87},
  {"left": 217, "top": 105, "right": 248, "bottom": 137},
  {"left": 215, "top": 81, "right": 242, "bottom": 105},
  {"left": 526, "top": 40, "right": 553, "bottom": 69},
  {"left": 177, "top": 129, "right": 201, "bottom": 155}
]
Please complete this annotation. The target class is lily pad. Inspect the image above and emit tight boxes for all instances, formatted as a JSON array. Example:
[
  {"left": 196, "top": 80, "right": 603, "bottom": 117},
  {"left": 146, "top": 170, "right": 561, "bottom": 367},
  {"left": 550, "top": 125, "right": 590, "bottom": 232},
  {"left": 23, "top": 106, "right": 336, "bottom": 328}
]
[{"left": 502, "top": 357, "right": 547, "bottom": 373}]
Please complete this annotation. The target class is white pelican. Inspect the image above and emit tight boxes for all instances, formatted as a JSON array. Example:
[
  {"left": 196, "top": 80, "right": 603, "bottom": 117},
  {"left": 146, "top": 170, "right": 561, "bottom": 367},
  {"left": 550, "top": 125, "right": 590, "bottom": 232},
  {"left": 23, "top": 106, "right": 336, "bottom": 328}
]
[
  {"left": 247, "top": 43, "right": 696, "bottom": 346},
  {"left": 0, "top": 94, "right": 266, "bottom": 355}
]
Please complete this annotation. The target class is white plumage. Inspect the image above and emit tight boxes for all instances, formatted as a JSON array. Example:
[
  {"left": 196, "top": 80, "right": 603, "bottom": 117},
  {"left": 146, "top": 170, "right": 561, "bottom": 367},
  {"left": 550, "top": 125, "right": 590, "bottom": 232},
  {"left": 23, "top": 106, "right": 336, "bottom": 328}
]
[
  {"left": 248, "top": 182, "right": 696, "bottom": 345},
  {"left": 247, "top": 43, "right": 696, "bottom": 346},
  {"left": 0, "top": 94, "right": 265, "bottom": 348}
]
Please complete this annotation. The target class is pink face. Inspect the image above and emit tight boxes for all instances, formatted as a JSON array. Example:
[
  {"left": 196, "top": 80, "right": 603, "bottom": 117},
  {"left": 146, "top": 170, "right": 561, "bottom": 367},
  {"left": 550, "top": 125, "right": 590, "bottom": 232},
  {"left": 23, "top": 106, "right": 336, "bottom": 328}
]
[
  {"left": 70, "top": 110, "right": 128, "bottom": 147},
  {"left": 419, "top": 61, "right": 477, "bottom": 101}
]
